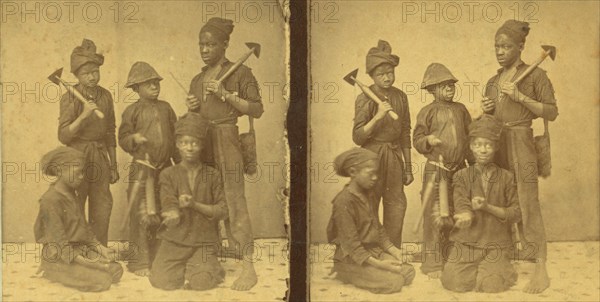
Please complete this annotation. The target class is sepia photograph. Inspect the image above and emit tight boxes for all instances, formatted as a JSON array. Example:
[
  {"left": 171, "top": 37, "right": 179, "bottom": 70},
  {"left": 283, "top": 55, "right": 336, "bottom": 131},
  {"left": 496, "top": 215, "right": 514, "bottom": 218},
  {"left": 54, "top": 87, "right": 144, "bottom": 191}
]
[
  {"left": 309, "top": 1, "right": 599, "bottom": 301},
  {"left": 1, "top": 0, "right": 290, "bottom": 301}
]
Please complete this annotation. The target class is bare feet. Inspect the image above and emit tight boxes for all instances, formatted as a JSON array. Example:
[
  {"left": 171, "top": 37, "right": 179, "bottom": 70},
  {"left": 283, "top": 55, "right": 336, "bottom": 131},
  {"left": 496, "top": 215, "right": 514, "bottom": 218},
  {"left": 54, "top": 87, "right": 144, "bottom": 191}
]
[
  {"left": 231, "top": 264, "right": 257, "bottom": 291},
  {"left": 133, "top": 268, "right": 151, "bottom": 277},
  {"left": 523, "top": 262, "right": 550, "bottom": 294},
  {"left": 427, "top": 271, "right": 442, "bottom": 279}
]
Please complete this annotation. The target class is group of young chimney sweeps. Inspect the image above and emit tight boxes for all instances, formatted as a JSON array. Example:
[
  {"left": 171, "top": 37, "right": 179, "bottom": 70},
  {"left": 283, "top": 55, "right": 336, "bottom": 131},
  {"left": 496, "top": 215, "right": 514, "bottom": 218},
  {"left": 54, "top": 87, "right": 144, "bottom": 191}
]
[
  {"left": 34, "top": 17, "right": 557, "bottom": 295},
  {"left": 328, "top": 19, "right": 557, "bottom": 295},
  {"left": 35, "top": 17, "right": 260, "bottom": 292}
]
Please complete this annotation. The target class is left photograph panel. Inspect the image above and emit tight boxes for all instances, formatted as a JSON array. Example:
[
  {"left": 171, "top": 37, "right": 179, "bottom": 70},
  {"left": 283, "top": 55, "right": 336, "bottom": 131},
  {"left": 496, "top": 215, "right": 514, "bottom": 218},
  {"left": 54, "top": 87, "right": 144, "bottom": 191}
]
[{"left": 1, "top": 1, "right": 290, "bottom": 300}]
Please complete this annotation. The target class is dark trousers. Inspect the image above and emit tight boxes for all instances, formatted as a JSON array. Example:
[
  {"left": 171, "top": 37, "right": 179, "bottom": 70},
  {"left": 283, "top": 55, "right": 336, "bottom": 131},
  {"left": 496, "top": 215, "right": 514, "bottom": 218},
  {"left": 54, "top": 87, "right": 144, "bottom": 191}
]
[
  {"left": 441, "top": 242, "right": 517, "bottom": 293},
  {"left": 150, "top": 240, "right": 225, "bottom": 291},
  {"left": 74, "top": 143, "right": 113, "bottom": 246},
  {"left": 365, "top": 143, "right": 407, "bottom": 248},
  {"left": 209, "top": 125, "right": 254, "bottom": 256},
  {"left": 41, "top": 260, "right": 123, "bottom": 292},
  {"left": 497, "top": 127, "right": 547, "bottom": 260},
  {"left": 334, "top": 253, "right": 415, "bottom": 294}
]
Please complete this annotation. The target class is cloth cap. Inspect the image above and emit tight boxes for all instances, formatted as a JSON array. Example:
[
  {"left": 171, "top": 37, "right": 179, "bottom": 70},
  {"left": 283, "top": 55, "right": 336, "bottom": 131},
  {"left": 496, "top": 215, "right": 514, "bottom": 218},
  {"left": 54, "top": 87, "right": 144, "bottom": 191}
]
[
  {"left": 41, "top": 146, "right": 85, "bottom": 176},
  {"left": 125, "top": 62, "right": 163, "bottom": 88},
  {"left": 366, "top": 40, "right": 399, "bottom": 75},
  {"left": 421, "top": 63, "right": 458, "bottom": 89},
  {"left": 175, "top": 112, "right": 210, "bottom": 140},
  {"left": 334, "top": 148, "right": 379, "bottom": 177},
  {"left": 496, "top": 19, "right": 530, "bottom": 43},
  {"left": 70, "top": 39, "right": 104, "bottom": 74},
  {"left": 469, "top": 114, "right": 503, "bottom": 141},
  {"left": 200, "top": 17, "right": 234, "bottom": 40}
]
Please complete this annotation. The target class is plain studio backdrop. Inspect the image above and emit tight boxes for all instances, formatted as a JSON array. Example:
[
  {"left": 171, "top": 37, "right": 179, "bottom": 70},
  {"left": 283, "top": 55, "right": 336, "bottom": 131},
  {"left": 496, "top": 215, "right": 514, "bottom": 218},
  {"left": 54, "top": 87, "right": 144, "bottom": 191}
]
[
  {"left": 309, "top": 1, "right": 599, "bottom": 243},
  {"left": 1, "top": 0, "right": 289, "bottom": 242}
]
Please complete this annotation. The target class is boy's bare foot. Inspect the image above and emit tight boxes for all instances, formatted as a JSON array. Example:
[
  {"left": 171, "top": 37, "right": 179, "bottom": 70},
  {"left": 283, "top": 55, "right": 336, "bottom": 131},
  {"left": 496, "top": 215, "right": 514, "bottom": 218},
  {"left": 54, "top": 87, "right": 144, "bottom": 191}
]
[
  {"left": 231, "top": 264, "right": 257, "bottom": 291},
  {"left": 523, "top": 262, "right": 550, "bottom": 294},
  {"left": 133, "top": 268, "right": 150, "bottom": 277},
  {"left": 427, "top": 271, "right": 442, "bottom": 279}
]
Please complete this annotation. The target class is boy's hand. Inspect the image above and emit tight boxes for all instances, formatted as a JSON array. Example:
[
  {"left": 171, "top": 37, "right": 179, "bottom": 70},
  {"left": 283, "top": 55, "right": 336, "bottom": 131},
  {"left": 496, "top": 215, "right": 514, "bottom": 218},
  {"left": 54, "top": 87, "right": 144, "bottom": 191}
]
[
  {"left": 471, "top": 196, "right": 488, "bottom": 211},
  {"left": 205, "top": 80, "right": 227, "bottom": 98},
  {"left": 375, "top": 102, "right": 393, "bottom": 120},
  {"left": 454, "top": 212, "right": 472, "bottom": 229},
  {"left": 161, "top": 210, "right": 180, "bottom": 227},
  {"left": 186, "top": 95, "right": 200, "bottom": 111},
  {"left": 178, "top": 194, "right": 193, "bottom": 208},
  {"left": 81, "top": 101, "right": 98, "bottom": 119},
  {"left": 426, "top": 135, "right": 442, "bottom": 147},
  {"left": 132, "top": 133, "right": 148, "bottom": 145},
  {"left": 381, "top": 259, "right": 406, "bottom": 273},
  {"left": 93, "top": 245, "right": 116, "bottom": 263},
  {"left": 481, "top": 97, "right": 496, "bottom": 113}
]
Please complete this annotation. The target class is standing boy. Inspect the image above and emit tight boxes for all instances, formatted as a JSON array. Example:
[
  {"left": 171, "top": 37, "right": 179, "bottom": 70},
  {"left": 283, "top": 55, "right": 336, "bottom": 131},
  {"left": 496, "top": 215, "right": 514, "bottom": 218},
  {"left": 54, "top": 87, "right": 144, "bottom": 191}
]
[
  {"left": 119, "top": 62, "right": 179, "bottom": 276},
  {"left": 149, "top": 113, "right": 229, "bottom": 291},
  {"left": 441, "top": 115, "right": 521, "bottom": 293},
  {"left": 352, "top": 40, "right": 413, "bottom": 248},
  {"left": 58, "top": 39, "right": 118, "bottom": 245},
  {"left": 327, "top": 148, "right": 415, "bottom": 294},
  {"left": 185, "top": 17, "right": 263, "bottom": 290},
  {"left": 481, "top": 20, "right": 557, "bottom": 293},
  {"left": 413, "top": 63, "right": 473, "bottom": 278},
  {"left": 35, "top": 147, "right": 123, "bottom": 292}
]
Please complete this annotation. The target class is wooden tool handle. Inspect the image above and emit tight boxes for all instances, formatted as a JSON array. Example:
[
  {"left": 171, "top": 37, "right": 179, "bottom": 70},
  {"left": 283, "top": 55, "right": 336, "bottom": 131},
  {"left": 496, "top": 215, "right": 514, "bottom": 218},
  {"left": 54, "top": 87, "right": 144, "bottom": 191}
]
[
  {"left": 359, "top": 83, "right": 399, "bottom": 120},
  {"left": 63, "top": 83, "right": 105, "bottom": 119}
]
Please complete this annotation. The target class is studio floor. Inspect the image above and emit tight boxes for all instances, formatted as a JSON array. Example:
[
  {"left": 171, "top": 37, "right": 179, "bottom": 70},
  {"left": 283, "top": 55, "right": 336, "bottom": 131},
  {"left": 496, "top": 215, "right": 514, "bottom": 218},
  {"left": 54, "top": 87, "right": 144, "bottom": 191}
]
[
  {"left": 2, "top": 239, "right": 288, "bottom": 301},
  {"left": 310, "top": 241, "right": 600, "bottom": 301}
]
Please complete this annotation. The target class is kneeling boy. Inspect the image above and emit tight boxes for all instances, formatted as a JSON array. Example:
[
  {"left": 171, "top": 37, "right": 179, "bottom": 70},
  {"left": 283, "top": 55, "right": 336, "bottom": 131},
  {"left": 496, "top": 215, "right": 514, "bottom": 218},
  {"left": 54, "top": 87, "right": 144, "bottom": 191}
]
[
  {"left": 35, "top": 147, "right": 123, "bottom": 292},
  {"left": 441, "top": 115, "right": 521, "bottom": 293},
  {"left": 149, "top": 113, "right": 228, "bottom": 291},
  {"left": 327, "top": 148, "right": 415, "bottom": 294}
]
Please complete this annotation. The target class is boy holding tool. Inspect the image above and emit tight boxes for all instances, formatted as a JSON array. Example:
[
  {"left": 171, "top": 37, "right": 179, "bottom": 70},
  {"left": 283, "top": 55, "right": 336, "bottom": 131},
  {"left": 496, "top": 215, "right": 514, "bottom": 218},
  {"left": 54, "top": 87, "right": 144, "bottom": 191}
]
[
  {"left": 481, "top": 20, "right": 558, "bottom": 293},
  {"left": 327, "top": 148, "right": 415, "bottom": 294},
  {"left": 35, "top": 147, "right": 123, "bottom": 292},
  {"left": 58, "top": 39, "right": 118, "bottom": 245},
  {"left": 441, "top": 115, "right": 521, "bottom": 293},
  {"left": 352, "top": 40, "right": 413, "bottom": 248},
  {"left": 118, "top": 62, "right": 179, "bottom": 276},
  {"left": 185, "top": 17, "right": 263, "bottom": 290},
  {"left": 413, "top": 63, "right": 473, "bottom": 278},
  {"left": 149, "top": 113, "right": 229, "bottom": 291}
]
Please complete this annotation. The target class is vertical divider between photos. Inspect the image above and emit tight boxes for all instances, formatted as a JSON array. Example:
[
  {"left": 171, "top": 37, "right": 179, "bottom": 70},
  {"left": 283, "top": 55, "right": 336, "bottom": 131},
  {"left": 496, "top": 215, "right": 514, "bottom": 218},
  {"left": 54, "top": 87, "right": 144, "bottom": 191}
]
[{"left": 288, "top": 1, "right": 308, "bottom": 300}]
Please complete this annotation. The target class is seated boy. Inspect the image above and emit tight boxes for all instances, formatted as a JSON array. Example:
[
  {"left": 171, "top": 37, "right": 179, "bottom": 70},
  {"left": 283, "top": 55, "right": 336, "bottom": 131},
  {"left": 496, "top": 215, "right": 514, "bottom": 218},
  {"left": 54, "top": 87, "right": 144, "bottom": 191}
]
[
  {"left": 35, "top": 147, "right": 123, "bottom": 292},
  {"left": 149, "top": 113, "right": 228, "bottom": 291},
  {"left": 441, "top": 115, "right": 521, "bottom": 293},
  {"left": 327, "top": 148, "right": 415, "bottom": 294}
]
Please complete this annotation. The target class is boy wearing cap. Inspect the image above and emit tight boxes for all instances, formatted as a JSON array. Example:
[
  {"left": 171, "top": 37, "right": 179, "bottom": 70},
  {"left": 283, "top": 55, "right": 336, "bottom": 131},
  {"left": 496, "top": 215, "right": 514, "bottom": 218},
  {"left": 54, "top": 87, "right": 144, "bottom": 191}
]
[
  {"left": 327, "top": 148, "right": 415, "bottom": 294},
  {"left": 440, "top": 115, "right": 521, "bottom": 293},
  {"left": 118, "top": 62, "right": 179, "bottom": 276},
  {"left": 58, "top": 39, "right": 118, "bottom": 246},
  {"left": 413, "top": 63, "right": 473, "bottom": 278},
  {"left": 481, "top": 20, "right": 557, "bottom": 293},
  {"left": 352, "top": 40, "right": 413, "bottom": 249},
  {"left": 149, "top": 113, "right": 229, "bottom": 291},
  {"left": 185, "top": 17, "right": 263, "bottom": 290},
  {"left": 35, "top": 147, "right": 123, "bottom": 292}
]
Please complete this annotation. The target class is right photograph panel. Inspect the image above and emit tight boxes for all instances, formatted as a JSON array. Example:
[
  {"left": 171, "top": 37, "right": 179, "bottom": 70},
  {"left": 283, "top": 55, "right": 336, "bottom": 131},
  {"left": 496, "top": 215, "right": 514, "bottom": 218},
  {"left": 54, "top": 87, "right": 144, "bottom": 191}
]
[{"left": 308, "top": 1, "right": 600, "bottom": 301}]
